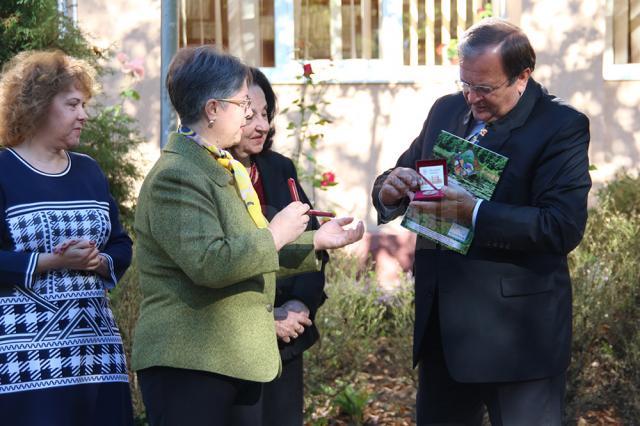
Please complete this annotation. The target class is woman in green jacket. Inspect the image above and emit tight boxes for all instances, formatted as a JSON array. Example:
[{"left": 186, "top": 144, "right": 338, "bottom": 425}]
[{"left": 132, "top": 46, "right": 363, "bottom": 425}]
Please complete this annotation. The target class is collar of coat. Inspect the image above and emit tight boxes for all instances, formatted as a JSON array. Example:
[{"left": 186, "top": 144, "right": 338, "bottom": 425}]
[{"left": 163, "top": 132, "right": 233, "bottom": 187}]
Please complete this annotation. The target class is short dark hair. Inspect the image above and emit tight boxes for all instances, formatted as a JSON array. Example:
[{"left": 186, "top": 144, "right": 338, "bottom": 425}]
[
  {"left": 166, "top": 45, "right": 249, "bottom": 125},
  {"left": 458, "top": 18, "right": 536, "bottom": 82},
  {"left": 249, "top": 67, "right": 278, "bottom": 151}
]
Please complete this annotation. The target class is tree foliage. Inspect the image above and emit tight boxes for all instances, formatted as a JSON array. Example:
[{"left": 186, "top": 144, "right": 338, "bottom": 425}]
[{"left": 0, "top": 0, "right": 97, "bottom": 66}]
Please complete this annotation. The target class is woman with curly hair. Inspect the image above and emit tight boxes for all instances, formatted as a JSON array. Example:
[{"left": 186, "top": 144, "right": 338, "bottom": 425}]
[{"left": 0, "top": 50, "right": 134, "bottom": 425}]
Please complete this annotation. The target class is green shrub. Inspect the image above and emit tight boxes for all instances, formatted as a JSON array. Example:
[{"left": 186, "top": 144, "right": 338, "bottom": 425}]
[
  {"left": 75, "top": 97, "right": 144, "bottom": 232},
  {"left": 0, "top": 0, "right": 96, "bottom": 66},
  {"left": 567, "top": 171, "right": 640, "bottom": 423}
]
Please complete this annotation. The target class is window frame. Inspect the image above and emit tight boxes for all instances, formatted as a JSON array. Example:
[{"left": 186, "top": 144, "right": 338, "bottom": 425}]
[
  {"left": 262, "top": 0, "right": 506, "bottom": 84},
  {"left": 603, "top": 0, "right": 640, "bottom": 81}
]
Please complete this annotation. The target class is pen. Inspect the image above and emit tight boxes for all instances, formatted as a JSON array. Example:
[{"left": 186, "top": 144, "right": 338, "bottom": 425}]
[{"left": 287, "top": 178, "right": 336, "bottom": 218}]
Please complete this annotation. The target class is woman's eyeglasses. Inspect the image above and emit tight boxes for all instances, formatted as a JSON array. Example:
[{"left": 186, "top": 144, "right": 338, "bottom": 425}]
[{"left": 216, "top": 95, "right": 252, "bottom": 116}]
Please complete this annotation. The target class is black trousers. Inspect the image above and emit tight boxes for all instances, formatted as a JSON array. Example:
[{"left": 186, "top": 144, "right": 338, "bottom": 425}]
[
  {"left": 230, "top": 354, "right": 304, "bottom": 426},
  {"left": 138, "top": 366, "right": 262, "bottom": 426},
  {"left": 417, "top": 298, "right": 565, "bottom": 426}
]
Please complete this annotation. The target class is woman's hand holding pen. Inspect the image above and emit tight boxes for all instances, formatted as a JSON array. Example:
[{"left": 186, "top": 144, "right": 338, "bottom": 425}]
[{"left": 268, "top": 201, "right": 311, "bottom": 251}]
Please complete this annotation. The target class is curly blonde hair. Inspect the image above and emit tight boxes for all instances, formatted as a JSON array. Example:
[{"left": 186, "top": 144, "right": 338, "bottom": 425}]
[{"left": 0, "top": 50, "right": 97, "bottom": 147}]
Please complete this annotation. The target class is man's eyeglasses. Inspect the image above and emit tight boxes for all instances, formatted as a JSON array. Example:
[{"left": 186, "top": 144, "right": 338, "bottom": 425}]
[
  {"left": 456, "top": 78, "right": 510, "bottom": 96},
  {"left": 216, "top": 95, "right": 252, "bottom": 114}
]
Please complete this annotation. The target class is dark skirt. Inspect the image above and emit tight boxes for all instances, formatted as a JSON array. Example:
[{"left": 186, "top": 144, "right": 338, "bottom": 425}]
[{"left": 0, "top": 382, "right": 134, "bottom": 426}]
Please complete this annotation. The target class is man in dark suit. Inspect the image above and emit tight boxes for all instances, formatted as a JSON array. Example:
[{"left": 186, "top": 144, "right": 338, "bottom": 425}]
[{"left": 371, "top": 18, "right": 591, "bottom": 425}]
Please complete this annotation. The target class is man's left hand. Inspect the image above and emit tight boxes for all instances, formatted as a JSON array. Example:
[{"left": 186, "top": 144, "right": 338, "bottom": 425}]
[{"left": 410, "top": 184, "right": 477, "bottom": 227}]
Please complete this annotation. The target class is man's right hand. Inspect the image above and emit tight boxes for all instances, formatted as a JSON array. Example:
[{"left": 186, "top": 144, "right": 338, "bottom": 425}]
[{"left": 379, "top": 167, "right": 422, "bottom": 206}]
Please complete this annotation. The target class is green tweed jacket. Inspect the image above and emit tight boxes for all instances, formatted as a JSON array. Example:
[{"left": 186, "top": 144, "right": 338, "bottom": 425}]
[{"left": 131, "top": 133, "right": 320, "bottom": 382}]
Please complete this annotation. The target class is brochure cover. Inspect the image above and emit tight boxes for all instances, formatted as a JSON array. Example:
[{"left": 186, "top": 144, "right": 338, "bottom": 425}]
[{"left": 401, "top": 130, "right": 509, "bottom": 254}]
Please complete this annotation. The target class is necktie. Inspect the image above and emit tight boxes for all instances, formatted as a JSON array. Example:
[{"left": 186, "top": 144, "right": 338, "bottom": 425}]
[{"left": 467, "top": 122, "right": 487, "bottom": 144}]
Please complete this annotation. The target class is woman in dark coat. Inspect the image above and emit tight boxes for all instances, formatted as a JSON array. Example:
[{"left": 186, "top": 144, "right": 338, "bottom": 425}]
[{"left": 229, "top": 68, "right": 328, "bottom": 425}]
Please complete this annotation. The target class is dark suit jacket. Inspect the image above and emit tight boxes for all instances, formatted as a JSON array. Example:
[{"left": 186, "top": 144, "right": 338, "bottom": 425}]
[
  {"left": 254, "top": 150, "right": 328, "bottom": 362},
  {"left": 372, "top": 78, "right": 591, "bottom": 383}
]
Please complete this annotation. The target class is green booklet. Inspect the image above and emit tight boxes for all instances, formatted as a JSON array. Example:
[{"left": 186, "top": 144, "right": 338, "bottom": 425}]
[{"left": 401, "top": 130, "right": 509, "bottom": 254}]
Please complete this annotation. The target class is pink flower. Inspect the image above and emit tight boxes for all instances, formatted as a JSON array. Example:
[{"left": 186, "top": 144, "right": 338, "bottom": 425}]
[
  {"left": 320, "top": 171, "right": 336, "bottom": 187},
  {"left": 125, "top": 58, "right": 145, "bottom": 79},
  {"left": 116, "top": 52, "right": 129, "bottom": 64},
  {"left": 120, "top": 57, "right": 145, "bottom": 79},
  {"left": 303, "top": 63, "right": 314, "bottom": 78}
]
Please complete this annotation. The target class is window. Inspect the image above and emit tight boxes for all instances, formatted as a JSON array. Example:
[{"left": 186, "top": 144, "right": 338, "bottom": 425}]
[
  {"left": 293, "top": 0, "right": 381, "bottom": 60},
  {"left": 174, "top": 0, "right": 499, "bottom": 82},
  {"left": 612, "top": 0, "right": 639, "bottom": 64},
  {"left": 403, "top": 0, "right": 491, "bottom": 65},
  {"left": 604, "top": 0, "right": 640, "bottom": 80},
  {"left": 178, "top": 0, "right": 275, "bottom": 67}
]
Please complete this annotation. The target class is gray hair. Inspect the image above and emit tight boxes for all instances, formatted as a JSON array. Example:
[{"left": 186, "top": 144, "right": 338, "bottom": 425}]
[
  {"left": 458, "top": 18, "right": 536, "bottom": 82},
  {"left": 166, "top": 45, "right": 250, "bottom": 125}
]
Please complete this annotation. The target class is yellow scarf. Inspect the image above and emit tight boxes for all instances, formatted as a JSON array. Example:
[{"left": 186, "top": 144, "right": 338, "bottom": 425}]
[{"left": 178, "top": 126, "right": 268, "bottom": 229}]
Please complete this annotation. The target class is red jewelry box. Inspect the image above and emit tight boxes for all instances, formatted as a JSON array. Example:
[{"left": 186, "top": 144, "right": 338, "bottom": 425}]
[{"left": 414, "top": 159, "right": 447, "bottom": 201}]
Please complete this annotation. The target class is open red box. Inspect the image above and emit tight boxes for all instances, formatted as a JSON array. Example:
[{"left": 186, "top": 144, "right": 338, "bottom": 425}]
[{"left": 414, "top": 159, "right": 447, "bottom": 201}]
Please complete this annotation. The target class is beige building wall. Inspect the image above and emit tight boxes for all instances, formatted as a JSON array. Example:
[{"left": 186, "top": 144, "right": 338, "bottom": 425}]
[
  {"left": 77, "top": 0, "right": 639, "bottom": 281},
  {"left": 77, "top": 0, "right": 163, "bottom": 173},
  {"left": 511, "top": 0, "right": 640, "bottom": 186}
]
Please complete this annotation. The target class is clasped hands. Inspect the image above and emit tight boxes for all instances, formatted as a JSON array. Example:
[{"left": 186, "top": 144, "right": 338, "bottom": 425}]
[
  {"left": 51, "top": 239, "right": 105, "bottom": 271},
  {"left": 274, "top": 300, "right": 312, "bottom": 343},
  {"left": 379, "top": 167, "right": 476, "bottom": 226},
  {"left": 267, "top": 202, "right": 365, "bottom": 251}
]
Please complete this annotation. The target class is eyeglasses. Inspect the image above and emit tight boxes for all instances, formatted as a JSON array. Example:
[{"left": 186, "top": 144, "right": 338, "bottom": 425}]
[
  {"left": 456, "top": 78, "right": 510, "bottom": 96},
  {"left": 216, "top": 95, "right": 252, "bottom": 113}
]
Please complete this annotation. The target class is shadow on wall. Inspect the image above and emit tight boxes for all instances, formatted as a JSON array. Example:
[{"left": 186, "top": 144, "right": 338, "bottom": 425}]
[{"left": 523, "top": 0, "right": 640, "bottom": 182}]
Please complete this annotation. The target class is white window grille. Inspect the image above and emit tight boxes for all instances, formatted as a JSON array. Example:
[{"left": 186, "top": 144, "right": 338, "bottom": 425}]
[{"left": 174, "top": 0, "right": 504, "bottom": 83}]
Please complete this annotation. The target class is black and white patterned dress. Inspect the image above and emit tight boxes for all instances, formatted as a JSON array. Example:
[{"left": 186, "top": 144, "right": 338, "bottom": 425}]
[{"left": 0, "top": 148, "right": 133, "bottom": 425}]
